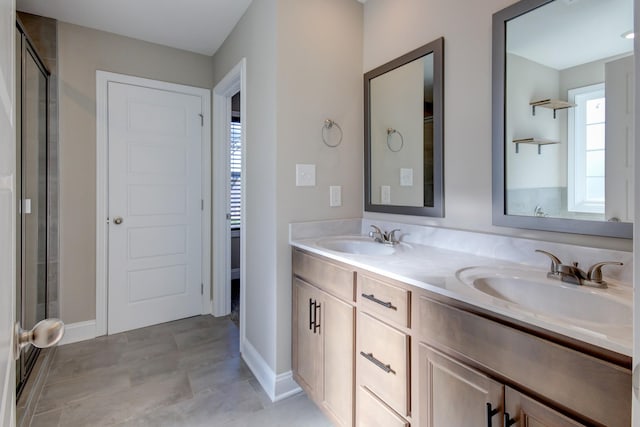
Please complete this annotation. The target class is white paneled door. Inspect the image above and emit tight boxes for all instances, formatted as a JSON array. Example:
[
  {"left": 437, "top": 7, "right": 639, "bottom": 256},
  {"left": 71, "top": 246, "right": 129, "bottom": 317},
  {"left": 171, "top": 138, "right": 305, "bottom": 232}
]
[{"left": 107, "top": 82, "right": 203, "bottom": 334}]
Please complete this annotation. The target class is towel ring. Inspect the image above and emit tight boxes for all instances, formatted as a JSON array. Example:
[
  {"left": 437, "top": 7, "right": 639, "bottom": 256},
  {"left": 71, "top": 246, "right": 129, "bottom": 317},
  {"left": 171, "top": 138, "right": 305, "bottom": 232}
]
[
  {"left": 387, "top": 128, "right": 404, "bottom": 152},
  {"left": 322, "top": 119, "right": 343, "bottom": 148}
]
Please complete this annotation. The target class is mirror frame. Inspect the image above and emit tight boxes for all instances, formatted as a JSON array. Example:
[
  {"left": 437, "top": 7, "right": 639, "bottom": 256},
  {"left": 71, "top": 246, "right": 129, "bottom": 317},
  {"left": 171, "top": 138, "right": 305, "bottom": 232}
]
[
  {"left": 491, "top": 0, "right": 632, "bottom": 238},
  {"left": 364, "top": 37, "right": 444, "bottom": 217}
]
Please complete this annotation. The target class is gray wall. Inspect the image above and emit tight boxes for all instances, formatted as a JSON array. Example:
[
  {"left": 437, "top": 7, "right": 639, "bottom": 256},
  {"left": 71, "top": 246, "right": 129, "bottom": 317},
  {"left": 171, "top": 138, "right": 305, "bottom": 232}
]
[
  {"left": 362, "top": 0, "right": 632, "bottom": 251},
  {"left": 212, "top": 0, "right": 364, "bottom": 374},
  {"left": 58, "top": 22, "right": 214, "bottom": 323}
]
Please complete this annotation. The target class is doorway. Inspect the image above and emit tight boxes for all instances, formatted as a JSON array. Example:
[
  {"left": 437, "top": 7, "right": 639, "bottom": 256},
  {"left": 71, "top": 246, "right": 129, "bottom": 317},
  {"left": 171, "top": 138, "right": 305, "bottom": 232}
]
[
  {"left": 15, "top": 22, "right": 49, "bottom": 398},
  {"left": 212, "top": 59, "right": 247, "bottom": 350},
  {"left": 96, "top": 71, "right": 212, "bottom": 336},
  {"left": 229, "top": 91, "right": 241, "bottom": 326}
]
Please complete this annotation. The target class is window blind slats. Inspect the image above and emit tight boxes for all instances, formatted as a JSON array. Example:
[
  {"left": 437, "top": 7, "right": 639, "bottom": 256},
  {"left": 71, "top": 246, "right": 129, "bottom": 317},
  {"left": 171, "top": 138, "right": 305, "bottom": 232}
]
[{"left": 230, "top": 121, "right": 242, "bottom": 227}]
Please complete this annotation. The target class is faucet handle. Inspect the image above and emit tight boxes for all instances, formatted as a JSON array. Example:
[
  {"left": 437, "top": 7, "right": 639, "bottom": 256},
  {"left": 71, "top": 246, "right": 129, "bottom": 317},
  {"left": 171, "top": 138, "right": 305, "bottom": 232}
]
[
  {"left": 587, "top": 261, "right": 623, "bottom": 283},
  {"left": 387, "top": 229, "right": 401, "bottom": 244},
  {"left": 535, "top": 249, "right": 563, "bottom": 274}
]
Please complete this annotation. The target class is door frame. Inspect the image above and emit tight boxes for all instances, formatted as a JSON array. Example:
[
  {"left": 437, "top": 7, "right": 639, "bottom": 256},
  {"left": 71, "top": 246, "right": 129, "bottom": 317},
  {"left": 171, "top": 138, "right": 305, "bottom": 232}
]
[
  {"left": 212, "top": 59, "right": 246, "bottom": 345},
  {"left": 95, "top": 71, "right": 211, "bottom": 336}
]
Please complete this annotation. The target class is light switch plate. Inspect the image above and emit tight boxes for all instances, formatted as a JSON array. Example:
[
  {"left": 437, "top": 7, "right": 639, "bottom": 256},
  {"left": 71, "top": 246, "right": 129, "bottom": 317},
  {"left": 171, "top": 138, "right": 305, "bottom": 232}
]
[
  {"left": 296, "top": 164, "right": 316, "bottom": 187},
  {"left": 381, "top": 185, "right": 391, "bottom": 204},
  {"left": 329, "top": 185, "right": 342, "bottom": 207},
  {"left": 400, "top": 168, "right": 413, "bottom": 186}
]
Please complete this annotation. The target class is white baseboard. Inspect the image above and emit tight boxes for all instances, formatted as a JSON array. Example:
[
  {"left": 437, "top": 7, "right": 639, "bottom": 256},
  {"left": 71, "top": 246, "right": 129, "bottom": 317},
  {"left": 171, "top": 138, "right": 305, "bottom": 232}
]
[
  {"left": 58, "top": 320, "right": 97, "bottom": 346},
  {"left": 241, "top": 339, "right": 302, "bottom": 402}
]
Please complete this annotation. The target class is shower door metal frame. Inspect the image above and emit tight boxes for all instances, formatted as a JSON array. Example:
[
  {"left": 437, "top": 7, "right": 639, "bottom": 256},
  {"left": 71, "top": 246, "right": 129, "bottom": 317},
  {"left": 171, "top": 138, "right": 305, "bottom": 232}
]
[{"left": 15, "top": 19, "right": 50, "bottom": 399}]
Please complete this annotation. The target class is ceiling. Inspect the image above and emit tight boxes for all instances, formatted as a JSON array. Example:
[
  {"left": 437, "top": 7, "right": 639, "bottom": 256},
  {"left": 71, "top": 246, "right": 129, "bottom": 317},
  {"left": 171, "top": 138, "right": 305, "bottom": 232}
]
[
  {"left": 16, "top": 0, "right": 253, "bottom": 56},
  {"left": 507, "top": 0, "right": 633, "bottom": 70}
]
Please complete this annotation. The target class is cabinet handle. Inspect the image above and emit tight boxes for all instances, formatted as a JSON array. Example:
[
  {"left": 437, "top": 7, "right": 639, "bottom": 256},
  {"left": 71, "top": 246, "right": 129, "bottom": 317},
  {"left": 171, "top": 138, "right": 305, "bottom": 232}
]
[
  {"left": 486, "top": 403, "right": 499, "bottom": 427},
  {"left": 504, "top": 412, "right": 516, "bottom": 427},
  {"left": 361, "top": 293, "right": 397, "bottom": 310},
  {"left": 309, "top": 299, "right": 315, "bottom": 331},
  {"left": 313, "top": 302, "right": 321, "bottom": 334},
  {"left": 360, "top": 351, "right": 396, "bottom": 374}
]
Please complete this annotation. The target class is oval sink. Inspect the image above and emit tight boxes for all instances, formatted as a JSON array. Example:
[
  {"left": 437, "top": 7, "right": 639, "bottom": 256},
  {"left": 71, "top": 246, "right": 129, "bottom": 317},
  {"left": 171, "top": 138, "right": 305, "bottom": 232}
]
[
  {"left": 316, "top": 237, "right": 396, "bottom": 256},
  {"left": 456, "top": 266, "right": 632, "bottom": 325}
]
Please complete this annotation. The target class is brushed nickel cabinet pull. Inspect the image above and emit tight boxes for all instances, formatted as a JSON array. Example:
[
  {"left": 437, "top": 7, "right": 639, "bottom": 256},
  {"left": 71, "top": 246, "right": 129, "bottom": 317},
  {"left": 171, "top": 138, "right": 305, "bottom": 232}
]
[
  {"left": 360, "top": 351, "right": 396, "bottom": 374},
  {"left": 361, "top": 293, "right": 397, "bottom": 310}
]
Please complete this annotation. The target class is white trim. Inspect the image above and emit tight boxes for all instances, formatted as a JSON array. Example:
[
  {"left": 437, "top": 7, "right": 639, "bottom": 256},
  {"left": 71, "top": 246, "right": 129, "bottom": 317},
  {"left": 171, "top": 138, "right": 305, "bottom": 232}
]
[
  {"left": 212, "top": 60, "right": 247, "bottom": 342},
  {"left": 95, "top": 71, "right": 212, "bottom": 335},
  {"left": 241, "top": 339, "right": 302, "bottom": 402},
  {"left": 58, "top": 320, "right": 97, "bottom": 346},
  {"left": 274, "top": 371, "right": 303, "bottom": 401}
]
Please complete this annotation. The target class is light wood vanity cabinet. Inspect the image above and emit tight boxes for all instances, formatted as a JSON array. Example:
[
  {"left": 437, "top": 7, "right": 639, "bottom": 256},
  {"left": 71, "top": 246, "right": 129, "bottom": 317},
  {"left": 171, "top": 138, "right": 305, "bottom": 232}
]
[
  {"left": 418, "top": 345, "right": 585, "bottom": 427},
  {"left": 291, "top": 249, "right": 631, "bottom": 427},
  {"left": 292, "top": 251, "right": 356, "bottom": 427}
]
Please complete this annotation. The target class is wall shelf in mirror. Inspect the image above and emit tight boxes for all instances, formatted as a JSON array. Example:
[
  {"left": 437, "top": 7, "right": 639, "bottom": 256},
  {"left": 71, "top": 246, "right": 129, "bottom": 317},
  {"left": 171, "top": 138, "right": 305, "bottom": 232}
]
[
  {"left": 530, "top": 99, "right": 575, "bottom": 119},
  {"left": 513, "top": 137, "right": 559, "bottom": 154}
]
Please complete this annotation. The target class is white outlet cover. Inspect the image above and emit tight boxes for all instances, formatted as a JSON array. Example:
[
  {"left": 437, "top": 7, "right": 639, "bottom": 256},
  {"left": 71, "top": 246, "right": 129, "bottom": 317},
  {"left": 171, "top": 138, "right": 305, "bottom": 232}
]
[
  {"left": 381, "top": 185, "right": 391, "bottom": 204},
  {"left": 296, "top": 164, "right": 316, "bottom": 187},
  {"left": 329, "top": 185, "right": 342, "bottom": 207},
  {"left": 400, "top": 168, "right": 413, "bottom": 186}
]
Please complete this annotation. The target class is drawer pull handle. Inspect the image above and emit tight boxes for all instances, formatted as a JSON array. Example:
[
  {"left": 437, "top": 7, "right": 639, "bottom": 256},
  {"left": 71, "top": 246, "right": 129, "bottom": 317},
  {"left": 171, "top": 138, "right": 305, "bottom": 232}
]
[
  {"left": 504, "top": 412, "right": 516, "bottom": 427},
  {"left": 309, "top": 298, "right": 314, "bottom": 331},
  {"left": 313, "top": 301, "right": 321, "bottom": 334},
  {"left": 360, "top": 351, "right": 396, "bottom": 374},
  {"left": 486, "top": 403, "right": 499, "bottom": 427},
  {"left": 361, "top": 293, "right": 397, "bottom": 310}
]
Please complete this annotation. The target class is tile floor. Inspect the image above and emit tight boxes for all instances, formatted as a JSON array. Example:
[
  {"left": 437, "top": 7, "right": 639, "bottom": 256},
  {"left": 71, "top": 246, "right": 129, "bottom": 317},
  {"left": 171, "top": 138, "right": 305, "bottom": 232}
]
[{"left": 30, "top": 315, "right": 332, "bottom": 426}]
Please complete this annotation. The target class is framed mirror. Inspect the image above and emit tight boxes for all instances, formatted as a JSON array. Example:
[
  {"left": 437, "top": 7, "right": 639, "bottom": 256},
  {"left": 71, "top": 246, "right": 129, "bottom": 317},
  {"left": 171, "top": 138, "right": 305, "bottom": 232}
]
[
  {"left": 492, "top": 0, "right": 633, "bottom": 238},
  {"left": 365, "top": 38, "right": 444, "bottom": 217}
]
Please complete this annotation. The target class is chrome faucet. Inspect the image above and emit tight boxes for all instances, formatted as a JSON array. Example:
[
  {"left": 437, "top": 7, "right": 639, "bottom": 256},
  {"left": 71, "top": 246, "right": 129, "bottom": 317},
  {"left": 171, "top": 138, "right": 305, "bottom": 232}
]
[
  {"left": 368, "top": 225, "right": 400, "bottom": 246},
  {"left": 535, "top": 249, "right": 623, "bottom": 289}
]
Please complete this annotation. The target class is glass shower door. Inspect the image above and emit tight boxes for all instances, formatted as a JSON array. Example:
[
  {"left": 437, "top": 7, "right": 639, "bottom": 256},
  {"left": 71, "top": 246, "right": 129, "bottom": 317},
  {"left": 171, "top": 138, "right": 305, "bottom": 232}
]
[{"left": 16, "top": 28, "right": 49, "bottom": 398}]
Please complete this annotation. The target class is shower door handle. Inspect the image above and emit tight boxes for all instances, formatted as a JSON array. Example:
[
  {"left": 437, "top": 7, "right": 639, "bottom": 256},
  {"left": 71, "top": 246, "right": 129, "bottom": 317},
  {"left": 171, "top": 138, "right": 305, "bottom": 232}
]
[{"left": 14, "top": 318, "right": 65, "bottom": 359}]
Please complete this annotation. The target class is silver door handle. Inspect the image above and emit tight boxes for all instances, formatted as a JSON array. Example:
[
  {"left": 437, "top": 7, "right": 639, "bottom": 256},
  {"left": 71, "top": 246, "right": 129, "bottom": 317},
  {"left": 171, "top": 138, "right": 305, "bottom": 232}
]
[
  {"left": 14, "top": 318, "right": 65, "bottom": 359},
  {"left": 113, "top": 216, "right": 123, "bottom": 225}
]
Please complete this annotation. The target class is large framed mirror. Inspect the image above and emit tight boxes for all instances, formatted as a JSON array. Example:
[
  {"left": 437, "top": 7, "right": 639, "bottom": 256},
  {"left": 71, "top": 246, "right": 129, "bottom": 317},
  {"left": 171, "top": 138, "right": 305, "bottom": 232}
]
[
  {"left": 492, "top": 0, "right": 633, "bottom": 238},
  {"left": 365, "top": 37, "right": 444, "bottom": 217}
]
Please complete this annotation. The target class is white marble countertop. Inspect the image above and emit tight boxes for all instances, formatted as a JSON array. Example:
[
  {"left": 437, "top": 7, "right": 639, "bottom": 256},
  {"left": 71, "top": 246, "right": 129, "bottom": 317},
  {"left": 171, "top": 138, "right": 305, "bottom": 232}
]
[{"left": 290, "top": 234, "right": 632, "bottom": 357}]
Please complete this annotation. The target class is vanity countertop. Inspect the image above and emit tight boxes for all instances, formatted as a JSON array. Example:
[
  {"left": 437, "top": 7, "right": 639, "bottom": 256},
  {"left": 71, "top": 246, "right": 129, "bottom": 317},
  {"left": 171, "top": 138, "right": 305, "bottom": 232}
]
[{"left": 290, "top": 235, "right": 632, "bottom": 357}]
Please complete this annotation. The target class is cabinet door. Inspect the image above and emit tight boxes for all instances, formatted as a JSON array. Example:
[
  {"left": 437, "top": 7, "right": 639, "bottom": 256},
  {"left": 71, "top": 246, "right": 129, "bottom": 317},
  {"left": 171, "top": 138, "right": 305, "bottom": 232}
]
[
  {"left": 504, "top": 387, "right": 586, "bottom": 427},
  {"left": 419, "top": 344, "right": 503, "bottom": 427},
  {"left": 321, "top": 291, "right": 355, "bottom": 426},
  {"left": 293, "top": 278, "right": 321, "bottom": 398}
]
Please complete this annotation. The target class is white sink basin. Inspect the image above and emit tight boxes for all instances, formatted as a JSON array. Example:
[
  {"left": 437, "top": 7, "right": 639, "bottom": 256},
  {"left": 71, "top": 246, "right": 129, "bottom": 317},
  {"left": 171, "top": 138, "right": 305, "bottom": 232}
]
[
  {"left": 316, "top": 236, "right": 397, "bottom": 256},
  {"left": 456, "top": 266, "right": 632, "bottom": 325}
]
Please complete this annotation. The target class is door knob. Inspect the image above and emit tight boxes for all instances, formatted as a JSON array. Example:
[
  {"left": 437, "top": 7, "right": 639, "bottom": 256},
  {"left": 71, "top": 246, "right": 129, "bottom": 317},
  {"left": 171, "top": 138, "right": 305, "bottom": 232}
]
[
  {"left": 113, "top": 216, "right": 123, "bottom": 225},
  {"left": 14, "top": 318, "right": 65, "bottom": 359}
]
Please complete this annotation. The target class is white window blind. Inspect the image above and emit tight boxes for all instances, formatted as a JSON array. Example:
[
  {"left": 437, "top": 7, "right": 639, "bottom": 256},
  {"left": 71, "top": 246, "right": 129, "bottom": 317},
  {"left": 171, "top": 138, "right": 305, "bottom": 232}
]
[{"left": 230, "top": 120, "right": 241, "bottom": 227}]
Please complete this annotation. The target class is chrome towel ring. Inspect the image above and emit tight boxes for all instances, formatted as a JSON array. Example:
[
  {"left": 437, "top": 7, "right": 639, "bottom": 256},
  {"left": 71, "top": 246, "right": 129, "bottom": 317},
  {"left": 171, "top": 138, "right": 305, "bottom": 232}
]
[
  {"left": 386, "top": 128, "right": 404, "bottom": 152},
  {"left": 322, "top": 119, "right": 343, "bottom": 147}
]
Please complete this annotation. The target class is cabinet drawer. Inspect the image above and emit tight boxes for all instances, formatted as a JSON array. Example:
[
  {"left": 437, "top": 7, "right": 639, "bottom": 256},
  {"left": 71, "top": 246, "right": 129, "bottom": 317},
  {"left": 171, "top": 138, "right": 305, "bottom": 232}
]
[
  {"left": 358, "top": 312, "right": 409, "bottom": 416},
  {"left": 358, "top": 386, "right": 409, "bottom": 427},
  {"left": 359, "top": 274, "right": 410, "bottom": 327},
  {"left": 293, "top": 250, "right": 355, "bottom": 302}
]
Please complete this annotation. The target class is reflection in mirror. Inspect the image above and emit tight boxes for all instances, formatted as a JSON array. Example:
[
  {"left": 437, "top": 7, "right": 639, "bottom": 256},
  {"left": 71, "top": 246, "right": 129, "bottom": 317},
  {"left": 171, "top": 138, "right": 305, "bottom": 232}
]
[
  {"left": 492, "top": 0, "right": 633, "bottom": 238},
  {"left": 365, "top": 38, "right": 444, "bottom": 217}
]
